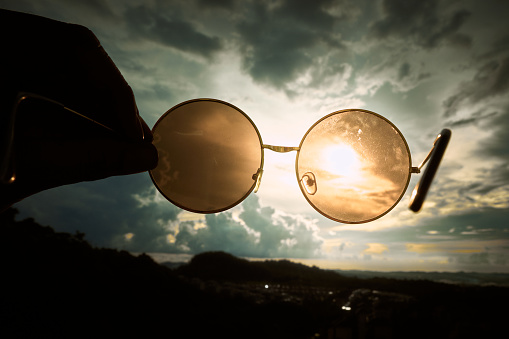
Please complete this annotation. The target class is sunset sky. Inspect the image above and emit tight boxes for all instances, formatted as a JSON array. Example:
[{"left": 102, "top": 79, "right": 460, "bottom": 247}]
[{"left": 3, "top": 0, "right": 509, "bottom": 273}]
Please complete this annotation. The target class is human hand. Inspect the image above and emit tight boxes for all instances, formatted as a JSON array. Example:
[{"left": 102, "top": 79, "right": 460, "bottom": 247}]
[{"left": 0, "top": 9, "right": 158, "bottom": 210}]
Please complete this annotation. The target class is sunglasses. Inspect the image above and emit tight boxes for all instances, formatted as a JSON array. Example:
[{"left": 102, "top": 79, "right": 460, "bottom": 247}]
[
  {"left": 149, "top": 98, "right": 451, "bottom": 223},
  {"left": 2, "top": 93, "right": 450, "bottom": 223}
]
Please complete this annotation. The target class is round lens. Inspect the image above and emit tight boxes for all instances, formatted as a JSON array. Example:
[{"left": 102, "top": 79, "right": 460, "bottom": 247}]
[
  {"left": 296, "top": 109, "right": 411, "bottom": 223},
  {"left": 150, "top": 99, "right": 263, "bottom": 213}
]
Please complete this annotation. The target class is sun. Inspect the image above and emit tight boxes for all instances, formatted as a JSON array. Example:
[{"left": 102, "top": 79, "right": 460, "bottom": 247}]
[{"left": 320, "top": 143, "right": 361, "bottom": 178}]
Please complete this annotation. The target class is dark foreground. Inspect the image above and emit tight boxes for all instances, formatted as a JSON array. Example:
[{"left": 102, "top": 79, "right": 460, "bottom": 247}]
[{"left": 1, "top": 208, "right": 507, "bottom": 338}]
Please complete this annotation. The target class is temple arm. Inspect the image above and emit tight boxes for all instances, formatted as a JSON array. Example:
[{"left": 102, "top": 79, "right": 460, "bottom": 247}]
[
  {"left": 0, "top": 92, "right": 119, "bottom": 185},
  {"left": 409, "top": 129, "right": 452, "bottom": 212}
]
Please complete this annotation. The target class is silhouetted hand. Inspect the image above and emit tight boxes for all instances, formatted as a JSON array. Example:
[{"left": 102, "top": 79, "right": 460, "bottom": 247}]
[{"left": 0, "top": 9, "right": 158, "bottom": 210}]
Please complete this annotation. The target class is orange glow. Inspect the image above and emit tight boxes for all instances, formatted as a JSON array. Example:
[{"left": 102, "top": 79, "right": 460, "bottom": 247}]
[
  {"left": 166, "top": 234, "right": 176, "bottom": 244},
  {"left": 451, "top": 249, "right": 483, "bottom": 254},
  {"left": 406, "top": 243, "right": 438, "bottom": 253},
  {"left": 363, "top": 243, "right": 389, "bottom": 255}
]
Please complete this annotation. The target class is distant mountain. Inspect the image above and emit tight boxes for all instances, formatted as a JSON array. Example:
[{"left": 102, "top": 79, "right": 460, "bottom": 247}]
[
  {"left": 171, "top": 252, "right": 509, "bottom": 287},
  {"left": 334, "top": 269, "right": 509, "bottom": 286},
  {"left": 176, "top": 251, "right": 350, "bottom": 286}
]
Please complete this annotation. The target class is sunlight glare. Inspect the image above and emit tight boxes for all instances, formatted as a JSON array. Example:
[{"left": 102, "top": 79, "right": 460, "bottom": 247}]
[{"left": 321, "top": 143, "right": 361, "bottom": 178}]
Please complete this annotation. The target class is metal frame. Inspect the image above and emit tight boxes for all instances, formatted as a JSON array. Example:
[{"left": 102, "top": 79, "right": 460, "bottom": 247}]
[{"left": 1, "top": 92, "right": 119, "bottom": 185}]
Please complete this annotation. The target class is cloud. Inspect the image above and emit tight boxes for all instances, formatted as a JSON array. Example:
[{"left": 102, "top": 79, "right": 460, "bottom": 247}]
[
  {"left": 363, "top": 243, "right": 389, "bottom": 255},
  {"left": 16, "top": 180, "right": 325, "bottom": 259},
  {"left": 16, "top": 175, "right": 181, "bottom": 252},
  {"left": 443, "top": 57, "right": 509, "bottom": 118},
  {"left": 124, "top": 4, "right": 222, "bottom": 58},
  {"left": 446, "top": 110, "right": 498, "bottom": 128},
  {"left": 174, "top": 213, "right": 260, "bottom": 256},
  {"left": 436, "top": 31, "right": 509, "bottom": 213},
  {"left": 165, "top": 195, "right": 323, "bottom": 259},
  {"left": 370, "top": 0, "right": 471, "bottom": 49},
  {"left": 406, "top": 243, "right": 438, "bottom": 254},
  {"left": 338, "top": 206, "right": 509, "bottom": 249},
  {"left": 0, "top": 0, "right": 116, "bottom": 21},
  {"left": 442, "top": 29, "right": 509, "bottom": 118},
  {"left": 455, "top": 251, "right": 509, "bottom": 268},
  {"left": 234, "top": 0, "right": 345, "bottom": 90},
  {"left": 196, "top": 0, "right": 235, "bottom": 10},
  {"left": 478, "top": 106, "right": 509, "bottom": 159}
]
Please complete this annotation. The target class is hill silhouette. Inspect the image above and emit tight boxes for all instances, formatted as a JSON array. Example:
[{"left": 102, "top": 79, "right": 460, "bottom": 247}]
[
  {"left": 177, "top": 251, "right": 348, "bottom": 285},
  {"left": 1, "top": 207, "right": 507, "bottom": 338},
  {"left": 175, "top": 251, "right": 481, "bottom": 298},
  {"left": 0, "top": 208, "right": 205, "bottom": 338}
]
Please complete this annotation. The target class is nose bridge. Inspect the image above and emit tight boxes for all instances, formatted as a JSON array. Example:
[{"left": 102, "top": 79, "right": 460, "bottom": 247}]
[
  {"left": 258, "top": 143, "right": 318, "bottom": 197},
  {"left": 252, "top": 144, "right": 300, "bottom": 193},
  {"left": 262, "top": 144, "right": 300, "bottom": 153}
]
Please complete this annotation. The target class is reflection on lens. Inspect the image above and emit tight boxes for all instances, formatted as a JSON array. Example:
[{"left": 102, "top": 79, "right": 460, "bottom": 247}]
[
  {"left": 296, "top": 109, "right": 411, "bottom": 223},
  {"left": 150, "top": 99, "right": 263, "bottom": 213}
]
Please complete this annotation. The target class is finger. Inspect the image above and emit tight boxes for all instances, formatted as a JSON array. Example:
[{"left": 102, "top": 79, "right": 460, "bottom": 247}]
[
  {"left": 1, "top": 11, "right": 143, "bottom": 141},
  {"left": 11, "top": 99, "right": 158, "bottom": 200},
  {"left": 2, "top": 137, "right": 158, "bottom": 210},
  {"left": 59, "top": 24, "right": 144, "bottom": 140},
  {"left": 14, "top": 137, "right": 158, "bottom": 192}
]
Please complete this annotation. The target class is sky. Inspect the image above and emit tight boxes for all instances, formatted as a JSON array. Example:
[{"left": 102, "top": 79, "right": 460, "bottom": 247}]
[{"left": 3, "top": 0, "right": 509, "bottom": 273}]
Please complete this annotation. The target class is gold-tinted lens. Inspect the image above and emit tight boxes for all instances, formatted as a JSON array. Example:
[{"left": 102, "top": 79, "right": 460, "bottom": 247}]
[
  {"left": 296, "top": 109, "right": 411, "bottom": 223},
  {"left": 150, "top": 99, "right": 263, "bottom": 213}
]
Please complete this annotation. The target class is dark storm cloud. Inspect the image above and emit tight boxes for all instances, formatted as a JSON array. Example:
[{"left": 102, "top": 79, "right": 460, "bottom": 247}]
[
  {"left": 398, "top": 62, "right": 411, "bottom": 80},
  {"left": 456, "top": 252, "right": 508, "bottom": 267},
  {"left": 119, "top": 186, "right": 182, "bottom": 252},
  {"left": 60, "top": 0, "right": 115, "bottom": 18},
  {"left": 124, "top": 4, "right": 222, "bottom": 58},
  {"left": 86, "top": 194, "right": 323, "bottom": 259},
  {"left": 443, "top": 57, "right": 509, "bottom": 118},
  {"left": 448, "top": 159, "right": 509, "bottom": 200},
  {"left": 196, "top": 0, "right": 235, "bottom": 10},
  {"left": 339, "top": 207, "right": 509, "bottom": 245},
  {"left": 442, "top": 30, "right": 509, "bottom": 117},
  {"left": 336, "top": 206, "right": 509, "bottom": 271},
  {"left": 439, "top": 31, "right": 509, "bottom": 194},
  {"left": 479, "top": 109, "right": 509, "bottom": 159},
  {"left": 441, "top": 41, "right": 509, "bottom": 173},
  {"left": 370, "top": 0, "right": 471, "bottom": 49},
  {"left": 0, "top": 0, "right": 115, "bottom": 20},
  {"left": 480, "top": 35, "right": 509, "bottom": 60},
  {"left": 235, "top": 0, "right": 344, "bottom": 89},
  {"left": 420, "top": 208, "right": 509, "bottom": 240},
  {"left": 446, "top": 110, "right": 498, "bottom": 128},
  {"left": 16, "top": 175, "right": 181, "bottom": 252}
]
